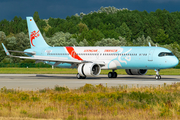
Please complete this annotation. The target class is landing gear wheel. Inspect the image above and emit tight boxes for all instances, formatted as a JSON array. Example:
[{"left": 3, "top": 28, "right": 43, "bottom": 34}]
[
  {"left": 113, "top": 72, "right": 117, "bottom": 78},
  {"left": 155, "top": 75, "right": 161, "bottom": 80},
  {"left": 81, "top": 76, "right": 86, "bottom": 79},
  {"left": 159, "top": 75, "right": 161, "bottom": 79},
  {"left": 108, "top": 72, "right": 113, "bottom": 78},
  {"left": 77, "top": 73, "right": 82, "bottom": 79},
  {"left": 108, "top": 72, "right": 117, "bottom": 78},
  {"left": 155, "top": 69, "right": 161, "bottom": 80},
  {"left": 76, "top": 73, "right": 86, "bottom": 79}
]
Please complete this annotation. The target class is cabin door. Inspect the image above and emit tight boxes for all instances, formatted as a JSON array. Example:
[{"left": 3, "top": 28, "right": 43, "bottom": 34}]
[{"left": 148, "top": 49, "right": 155, "bottom": 61}]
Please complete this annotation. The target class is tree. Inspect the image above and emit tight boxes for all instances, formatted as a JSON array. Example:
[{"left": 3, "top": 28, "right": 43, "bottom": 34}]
[
  {"left": 0, "top": 31, "right": 6, "bottom": 43},
  {"left": 78, "top": 22, "right": 89, "bottom": 33},
  {"left": 46, "top": 32, "right": 79, "bottom": 46},
  {"left": 78, "top": 28, "right": 104, "bottom": 46},
  {"left": 0, "top": 19, "right": 10, "bottom": 35},
  {"left": 33, "top": 11, "right": 40, "bottom": 23},
  {"left": 0, "top": 32, "right": 6, "bottom": 62},
  {"left": 94, "top": 37, "right": 126, "bottom": 46},
  {"left": 133, "top": 35, "right": 155, "bottom": 46},
  {"left": 15, "top": 32, "right": 29, "bottom": 50},
  {"left": 155, "top": 29, "right": 170, "bottom": 44},
  {"left": 102, "top": 30, "right": 119, "bottom": 39},
  {"left": 79, "top": 39, "right": 89, "bottom": 46},
  {"left": 116, "top": 22, "right": 132, "bottom": 42}
]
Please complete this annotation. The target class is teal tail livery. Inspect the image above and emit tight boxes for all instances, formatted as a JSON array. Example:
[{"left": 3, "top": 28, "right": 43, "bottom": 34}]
[
  {"left": 2, "top": 17, "right": 179, "bottom": 80},
  {"left": 27, "top": 17, "right": 49, "bottom": 48}
]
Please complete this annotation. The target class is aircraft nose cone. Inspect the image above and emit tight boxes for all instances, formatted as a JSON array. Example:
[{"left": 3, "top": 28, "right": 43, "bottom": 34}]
[{"left": 172, "top": 57, "right": 179, "bottom": 67}]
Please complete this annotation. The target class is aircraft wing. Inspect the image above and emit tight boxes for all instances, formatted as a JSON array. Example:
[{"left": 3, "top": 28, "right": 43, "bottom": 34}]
[
  {"left": 20, "top": 56, "right": 105, "bottom": 65},
  {"left": 20, "top": 56, "right": 84, "bottom": 64},
  {"left": 2, "top": 43, "right": 105, "bottom": 66}
]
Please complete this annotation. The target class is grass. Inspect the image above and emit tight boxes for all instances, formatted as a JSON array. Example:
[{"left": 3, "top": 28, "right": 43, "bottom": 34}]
[
  {"left": 0, "top": 83, "right": 180, "bottom": 119},
  {"left": 0, "top": 68, "right": 180, "bottom": 75}
]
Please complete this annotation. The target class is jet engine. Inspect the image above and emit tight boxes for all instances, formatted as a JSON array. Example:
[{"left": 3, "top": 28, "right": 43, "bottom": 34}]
[
  {"left": 125, "top": 69, "right": 148, "bottom": 75},
  {"left": 78, "top": 63, "right": 101, "bottom": 77}
]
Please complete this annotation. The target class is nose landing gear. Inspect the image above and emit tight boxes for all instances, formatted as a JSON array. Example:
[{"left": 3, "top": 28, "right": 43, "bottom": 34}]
[
  {"left": 155, "top": 69, "right": 161, "bottom": 80},
  {"left": 108, "top": 70, "right": 117, "bottom": 78}
]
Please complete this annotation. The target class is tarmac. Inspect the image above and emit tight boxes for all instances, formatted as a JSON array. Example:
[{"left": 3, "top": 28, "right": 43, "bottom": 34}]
[{"left": 0, "top": 74, "right": 179, "bottom": 90}]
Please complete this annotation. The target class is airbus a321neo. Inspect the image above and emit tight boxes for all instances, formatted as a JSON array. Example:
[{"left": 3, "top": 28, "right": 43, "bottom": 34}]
[{"left": 2, "top": 17, "right": 179, "bottom": 80}]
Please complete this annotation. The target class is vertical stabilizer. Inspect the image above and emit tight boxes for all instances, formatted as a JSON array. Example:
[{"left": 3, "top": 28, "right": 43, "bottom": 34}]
[{"left": 26, "top": 17, "right": 49, "bottom": 48}]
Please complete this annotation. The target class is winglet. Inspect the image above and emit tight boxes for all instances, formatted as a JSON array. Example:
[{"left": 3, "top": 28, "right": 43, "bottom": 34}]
[
  {"left": 2, "top": 43, "right": 10, "bottom": 56},
  {"left": 148, "top": 42, "right": 151, "bottom": 47}
]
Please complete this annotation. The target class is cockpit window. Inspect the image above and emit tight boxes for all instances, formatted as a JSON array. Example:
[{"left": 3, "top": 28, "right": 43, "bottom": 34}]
[{"left": 158, "top": 52, "right": 174, "bottom": 57}]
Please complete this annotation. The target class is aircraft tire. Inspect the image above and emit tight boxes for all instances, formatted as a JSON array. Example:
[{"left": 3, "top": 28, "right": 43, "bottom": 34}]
[
  {"left": 82, "top": 76, "right": 86, "bottom": 79},
  {"left": 108, "top": 72, "right": 113, "bottom": 78},
  {"left": 113, "top": 72, "right": 117, "bottom": 78},
  {"left": 108, "top": 72, "right": 117, "bottom": 78},
  {"left": 77, "top": 73, "right": 82, "bottom": 79},
  {"left": 155, "top": 75, "right": 161, "bottom": 80},
  {"left": 77, "top": 73, "right": 86, "bottom": 79},
  {"left": 158, "top": 75, "right": 161, "bottom": 79}
]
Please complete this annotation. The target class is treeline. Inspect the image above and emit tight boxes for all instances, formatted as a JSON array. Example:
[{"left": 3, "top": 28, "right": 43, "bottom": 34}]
[
  {"left": 0, "top": 7, "right": 180, "bottom": 63},
  {"left": 1, "top": 7, "right": 180, "bottom": 45}
]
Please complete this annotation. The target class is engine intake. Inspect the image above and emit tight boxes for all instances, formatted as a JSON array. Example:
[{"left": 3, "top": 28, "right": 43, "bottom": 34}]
[
  {"left": 78, "top": 63, "right": 101, "bottom": 77},
  {"left": 125, "top": 69, "right": 147, "bottom": 75}
]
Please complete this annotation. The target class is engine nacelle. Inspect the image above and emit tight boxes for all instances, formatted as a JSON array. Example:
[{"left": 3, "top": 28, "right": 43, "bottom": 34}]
[
  {"left": 125, "top": 69, "right": 148, "bottom": 75},
  {"left": 78, "top": 63, "right": 101, "bottom": 77}
]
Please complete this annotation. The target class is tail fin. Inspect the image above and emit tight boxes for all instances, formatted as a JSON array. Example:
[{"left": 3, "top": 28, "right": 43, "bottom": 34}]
[{"left": 26, "top": 17, "right": 49, "bottom": 48}]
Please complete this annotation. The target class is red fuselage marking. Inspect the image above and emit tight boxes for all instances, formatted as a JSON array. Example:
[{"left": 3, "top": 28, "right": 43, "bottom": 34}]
[{"left": 66, "top": 47, "right": 83, "bottom": 60}]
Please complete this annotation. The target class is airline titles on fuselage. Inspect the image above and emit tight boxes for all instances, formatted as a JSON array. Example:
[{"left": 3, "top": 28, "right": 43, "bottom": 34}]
[
  {"left": 84, "top": 49, "right": 118, "bottom": 52},
  {"left": 84, "top": 49, "right": 98, "bottom": 52},
  {"left": 104, "top": 49, "right": 118, "bottom": 52}
]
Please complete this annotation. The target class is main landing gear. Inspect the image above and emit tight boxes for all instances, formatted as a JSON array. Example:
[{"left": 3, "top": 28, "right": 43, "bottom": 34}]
[
  {"left": 155, "top": 69, "right": 161, "bottom": 80},
  {"left": 76, "top": 73, "right": 86, "bottom": 79},
  {"left": 108, "top": 70, "right": 117, "bottom": 78}
]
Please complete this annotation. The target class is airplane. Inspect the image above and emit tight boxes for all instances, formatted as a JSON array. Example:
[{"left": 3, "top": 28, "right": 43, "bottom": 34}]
[{"left": 2, "top": 17, "right": 179, "bottom": 80}]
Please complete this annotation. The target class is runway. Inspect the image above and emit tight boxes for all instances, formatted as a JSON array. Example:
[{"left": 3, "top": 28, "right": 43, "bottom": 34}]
[{"left": 0, "top": 74, "right": 180, "bottom": 90}]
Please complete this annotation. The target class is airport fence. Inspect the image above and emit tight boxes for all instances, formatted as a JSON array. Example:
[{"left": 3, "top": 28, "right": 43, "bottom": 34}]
[{"left": 0, "top": 63, "right": 179, "bottom": 69}]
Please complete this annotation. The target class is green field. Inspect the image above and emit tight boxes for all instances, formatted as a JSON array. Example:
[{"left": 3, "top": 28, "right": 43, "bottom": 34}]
[{"left": 0, "top": 68, "right": 180, "bottom": 75}]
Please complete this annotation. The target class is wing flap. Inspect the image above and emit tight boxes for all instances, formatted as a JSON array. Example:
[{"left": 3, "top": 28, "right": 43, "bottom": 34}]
[{"left": 19, "top": 56, "right": 82, "bottom": 64}]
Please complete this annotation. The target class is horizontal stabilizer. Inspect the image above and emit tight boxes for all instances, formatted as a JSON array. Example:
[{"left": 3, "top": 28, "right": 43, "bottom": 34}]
[{"left": 3, "top": 50, "right": 36, "bottom": 55}]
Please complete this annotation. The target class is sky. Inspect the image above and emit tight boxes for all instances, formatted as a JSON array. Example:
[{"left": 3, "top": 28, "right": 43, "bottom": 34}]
[{"left": 1, "top": 0, "right": 180, "bottom": 21}]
